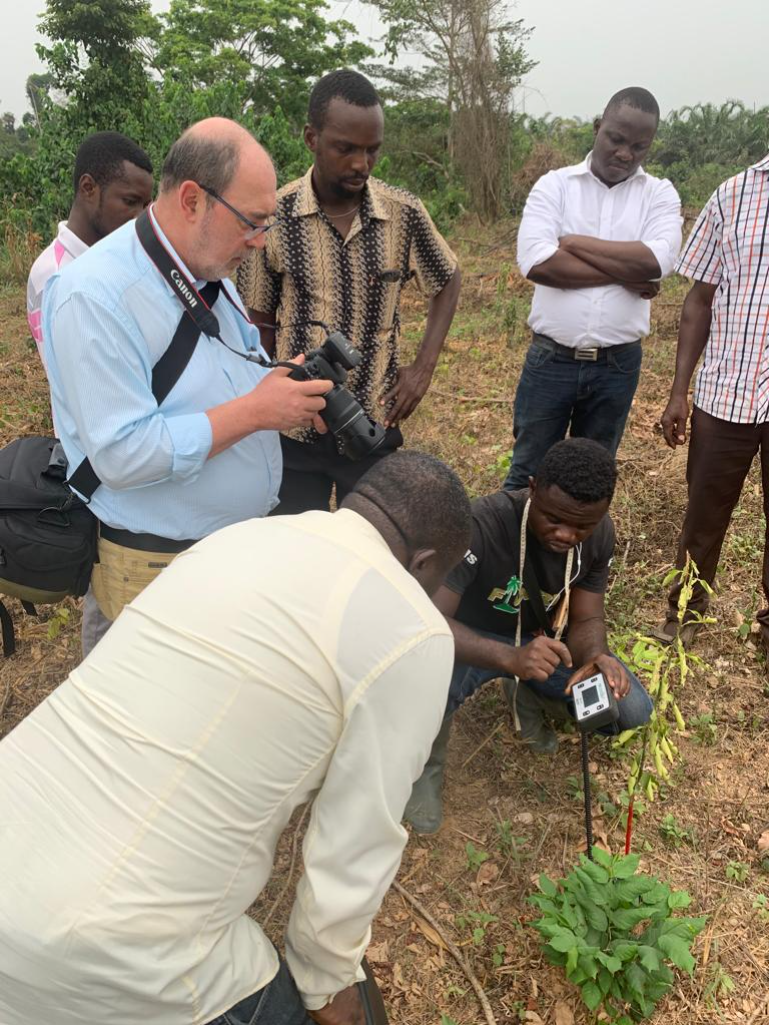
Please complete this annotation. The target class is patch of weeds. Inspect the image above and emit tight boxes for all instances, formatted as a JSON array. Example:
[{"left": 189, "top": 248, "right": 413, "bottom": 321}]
[
  {"left": 46, "top": 605, "right": 70, "bottom": 641},
  {"left": 752, "top": 894, "right": 769, "bottom": 923},
  {"left": 690, "top": 712, "right": 718, "bottom": 746},
  {"left": 659, "top": 814, "right": 695, "bottom": 848}
]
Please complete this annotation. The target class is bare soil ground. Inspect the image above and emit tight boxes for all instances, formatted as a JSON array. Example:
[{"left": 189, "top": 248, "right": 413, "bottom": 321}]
[{"left": 1, "top": 220, "right": 768, "bottom": 1024}]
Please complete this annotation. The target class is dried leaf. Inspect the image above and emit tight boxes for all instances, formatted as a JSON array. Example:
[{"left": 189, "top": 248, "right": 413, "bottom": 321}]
[
  {"left": 515, "top": 812, "right": 534, "bottom": 824},
  {"left": 554, "top": 1001, "right": 575, "bottom": 1025},
  {"left": 524, "top": 1013, "right": 544, "bottom": 1024},
  {"left": 758, "top": 829, "right": 769, "bottom": 854},
  {"left": 414, "top": 916, "right": 446, "bottom": 950},
  {"left": 366, "top": 940, "right": 390, "bottom": 964},
  {"left": 476, "top": 860, "right": 500, "bottom": 886}
]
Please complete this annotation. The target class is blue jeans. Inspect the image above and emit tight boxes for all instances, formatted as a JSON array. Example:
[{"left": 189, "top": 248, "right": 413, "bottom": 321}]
[
  {"left": 446, "top": 630, "right": 652, "bottom": 732},
  {"left": 205, "top": 957, "right": 313, "bottom": 1025},
  {"left": 504, "top": 335, "right": 642, "bottom": 491}
]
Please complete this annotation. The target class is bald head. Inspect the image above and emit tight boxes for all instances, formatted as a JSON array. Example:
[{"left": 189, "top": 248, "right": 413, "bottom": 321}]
[
  {"left": 154, "top": 117, "right": 277, "bottom": 281},
  {"left": 160, "top": 117, "right": 272, "bottom": 197}
]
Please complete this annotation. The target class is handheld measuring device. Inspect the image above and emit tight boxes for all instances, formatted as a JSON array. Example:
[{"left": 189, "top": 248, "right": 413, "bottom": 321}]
[{"left": 572, "top": 672, "right": 619, "bottom": 732}]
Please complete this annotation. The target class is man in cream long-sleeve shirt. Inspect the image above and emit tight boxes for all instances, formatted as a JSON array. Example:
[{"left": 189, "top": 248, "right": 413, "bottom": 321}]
[{"left": 0, "top": 452, "right": 470, "bottom": 1025}]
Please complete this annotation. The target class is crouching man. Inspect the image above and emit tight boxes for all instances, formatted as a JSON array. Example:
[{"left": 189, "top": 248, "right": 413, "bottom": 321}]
[
  {"left": 405, "top": 439, "right": 652, "bottom": 835},
  {"left": 0, "top": 452, "right": 470, "bottom": 1025}
]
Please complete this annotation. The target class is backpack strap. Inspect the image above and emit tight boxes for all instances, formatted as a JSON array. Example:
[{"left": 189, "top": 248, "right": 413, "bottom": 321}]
[
  {"left": 0, "top": 599, "right": 15, "bottom": 657},
  {"left": 66, "top": 278, "right": 221, "bottom": 501}
]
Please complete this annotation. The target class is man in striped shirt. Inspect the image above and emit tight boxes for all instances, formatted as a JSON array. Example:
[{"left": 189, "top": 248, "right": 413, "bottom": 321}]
[{"left": 658, "top": 154, "right": 769, "bottom": 647}]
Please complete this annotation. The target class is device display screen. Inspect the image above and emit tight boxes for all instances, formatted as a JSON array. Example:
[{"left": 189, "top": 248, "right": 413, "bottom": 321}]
[{"left": 581, "top": 684, "right": 599, "bottom": 705}]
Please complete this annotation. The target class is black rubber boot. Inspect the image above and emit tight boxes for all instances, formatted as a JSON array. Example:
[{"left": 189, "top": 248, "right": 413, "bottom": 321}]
[
  {"left": 503, "top": 678, "right": 566, "bottom": 754},
  {"left": 403, "top": 715, "right": 453, "bottom": 835}
]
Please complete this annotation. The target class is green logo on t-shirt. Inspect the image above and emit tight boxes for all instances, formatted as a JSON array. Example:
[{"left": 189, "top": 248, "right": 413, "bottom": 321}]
[{"left": 492, "top": 574, "right": 521, "bottom": 614}]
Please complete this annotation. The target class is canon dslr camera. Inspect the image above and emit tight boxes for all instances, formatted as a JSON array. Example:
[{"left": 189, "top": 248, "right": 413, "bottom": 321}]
[{"left": 288, "top": 328, "right": 387, "bottom": 460}]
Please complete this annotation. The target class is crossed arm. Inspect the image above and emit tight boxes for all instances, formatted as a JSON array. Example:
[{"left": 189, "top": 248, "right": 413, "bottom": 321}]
[{"left": 528, "top": 237, "right": 662, "bottom": 295}]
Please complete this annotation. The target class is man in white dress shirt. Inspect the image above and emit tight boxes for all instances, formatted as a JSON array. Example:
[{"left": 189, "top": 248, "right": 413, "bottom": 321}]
[
  {"left": 0, "top": 451, "right": 471, "bottom": 1025},
  {"left": 504, "top": 87, "right": 682, "bottom": 490}
]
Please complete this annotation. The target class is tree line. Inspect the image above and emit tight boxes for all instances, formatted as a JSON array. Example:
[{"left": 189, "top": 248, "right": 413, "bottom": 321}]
[{"left": 1, "top": 0, "right": 768, "bottom": 240}]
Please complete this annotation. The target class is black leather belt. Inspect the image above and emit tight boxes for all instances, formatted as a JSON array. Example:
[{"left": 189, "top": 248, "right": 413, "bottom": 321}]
[
  {"left": 533, "top": 332, "right": 641, "bottom": 362},
  {"left": 99, "top": 523, "right": 198, "bottom": 554}
]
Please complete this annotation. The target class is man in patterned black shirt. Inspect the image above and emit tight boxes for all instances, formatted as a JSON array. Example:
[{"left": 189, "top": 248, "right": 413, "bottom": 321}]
[{"left": 237, "top": 70, "right": 461, "bottom": 513}]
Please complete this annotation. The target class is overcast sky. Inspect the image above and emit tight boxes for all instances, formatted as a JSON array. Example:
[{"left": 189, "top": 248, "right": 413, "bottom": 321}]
[{"left": 3, "top": 0, "right": 769, "bottom": 123}]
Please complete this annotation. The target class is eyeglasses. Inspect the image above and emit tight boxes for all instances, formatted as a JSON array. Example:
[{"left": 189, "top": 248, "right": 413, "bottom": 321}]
[{"left": 197, "top": 183, "right": 277, "bottom": 240}]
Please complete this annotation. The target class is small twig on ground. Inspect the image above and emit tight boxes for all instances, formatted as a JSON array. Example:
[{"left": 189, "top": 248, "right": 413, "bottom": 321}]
[
  {"left": 263, "top": 802, "right": 311, "bottom": 927},
  {"left": 392, "top": 879, "right": 498, "bottom": 1025},
  {"left": 461, "top": 721, "right": 505, "bottom": 769}
]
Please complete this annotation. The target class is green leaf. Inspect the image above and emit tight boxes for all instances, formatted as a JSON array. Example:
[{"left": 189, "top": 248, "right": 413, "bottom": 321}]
[
  {"left": 584, "top": 902, "right": 609, "bottom": 932},
  {"left": 626, "top": 962, "right": 648, "bottom": 998},
  {"left": 538, "top": 874, "right": 558, "bottom": 897},
  {"left": 592, "top": 845, "right": 613, "bottom": 868},
  {"left": 638, "top": 945, "right": 661, "bottom": 971},
  {"left": 581, "top": 859, "right": 610, "bottom": 885},
  {"left": 566, "top": 945, "right": 579, "bottom": 976},
  {"left": 597, "top": 966, "right": 613, "bottom": 994},
  {"left": 578, "top": 954, "right": 599, "bottom": 980},
  {"left": 612, "top": 854, "right": 642, "bottom": 878},
  {"left": 658, "top": 934, "right": 696, "bottom": 973},
  {"left": 581, "top": 980, "right": 602, "bottom": 1011},
  {"left": 613, "top": 876, "right": 655, "bottom": 901},
  {"left": 611, "top": 941, "right": 639, "bottom": 962},
  {"left": 597, "top": 952, "right": 623, "bottom": 974},
  {"left": 667, "top": 889, "right": 692, "bottom": 909},
  {"left": 611, "top": 906, "right": 653, "bottom": 931},
  {"left": 550, "top": 931, "right": 578, "bottom": 953}
]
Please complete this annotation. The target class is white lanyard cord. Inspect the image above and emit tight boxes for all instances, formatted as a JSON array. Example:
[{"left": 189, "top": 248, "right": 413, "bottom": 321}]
[{"left": 510, "top": 498, "right": 574, "bottom": 728}]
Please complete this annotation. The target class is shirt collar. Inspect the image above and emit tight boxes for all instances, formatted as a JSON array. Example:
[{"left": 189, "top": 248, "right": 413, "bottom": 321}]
[
  {"left": 57, "top": 221, "right": 90, "bottom": 261},
  {"left": 752, "top": 153, "right": 769, "bottom": 172},
  {"left": 291, "top": 166, "right": 389, "bottom": 223},
  {"left": 147, "top": 203, "right": 206, "bottom": 289},
  {"left": 567, "top": 152, "right": 647, "bottom": 186}
]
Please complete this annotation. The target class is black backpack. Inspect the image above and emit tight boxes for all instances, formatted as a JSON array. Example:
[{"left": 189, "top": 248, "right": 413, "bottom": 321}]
[{"left": 0, "top": 437, "right": 96, "bottom": 656}]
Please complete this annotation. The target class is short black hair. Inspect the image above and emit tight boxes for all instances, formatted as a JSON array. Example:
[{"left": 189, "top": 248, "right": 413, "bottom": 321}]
[
  {"left": 73, "top": 131, "right": 152, "bottom": 195},
  {"left": 160, "top": 133, "right": 239, "bottom": 198},
  {"left": 534, "top": 439, "right": 617, "bottom": 505},
  {"left": 604, "top": 87, "right": 660, "bottom": 123},
  {"left": 348, "top": 451, "right": 472, "bottom": 558},
  {"left": 308, "top": 69, "right": 381, "bottom": 131}
]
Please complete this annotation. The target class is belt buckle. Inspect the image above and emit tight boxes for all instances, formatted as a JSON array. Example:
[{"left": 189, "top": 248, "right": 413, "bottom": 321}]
[{"left": 574, "top": 347, "right": 599, "bottom": 361}]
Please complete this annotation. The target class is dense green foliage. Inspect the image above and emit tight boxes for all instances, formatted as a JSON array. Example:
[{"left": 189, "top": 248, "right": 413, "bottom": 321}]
[
  {"left": 530, "top": 849, "right": 706, "bottom": 1023},
  {"left": 1, "top": 0, "right": 768, "bottom": 246}
]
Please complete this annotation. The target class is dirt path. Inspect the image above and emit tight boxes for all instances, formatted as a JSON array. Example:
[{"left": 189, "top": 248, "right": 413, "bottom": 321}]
[{"left": 1, "top": 221, "right": 767, "bottom": 1024}]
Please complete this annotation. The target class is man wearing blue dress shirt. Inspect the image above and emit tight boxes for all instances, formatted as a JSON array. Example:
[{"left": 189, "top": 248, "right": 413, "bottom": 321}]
[{"left": 43, "top": 118, "right": 332, "bottom": 654}]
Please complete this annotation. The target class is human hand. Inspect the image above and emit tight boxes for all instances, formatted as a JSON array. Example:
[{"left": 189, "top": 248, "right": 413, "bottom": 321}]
[
  {"left": 308, "top": 985, "right": 365, "bottom": 1025},
  {"left": 622, "top": 279, "right": 660, "bottom": 299},
  {"left": 379, "top": 362, "right": 433, "bottom": 427},
  {"left": 252, "top": 354, "right": 331, "bottom": 433},
  {"left": 566, "top": 654, "right": 629, "bottom": 700},
  {"left": 508, "top": 636, "right": 572, "bottom": 682},
  {"left": 660, "top": 392, "right": 689, "bottom": 448}
]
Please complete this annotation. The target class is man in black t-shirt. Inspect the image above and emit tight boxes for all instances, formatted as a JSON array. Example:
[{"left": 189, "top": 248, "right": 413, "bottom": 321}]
[{"left": 405, "top": 439, "right": 652, "bottom": 835}]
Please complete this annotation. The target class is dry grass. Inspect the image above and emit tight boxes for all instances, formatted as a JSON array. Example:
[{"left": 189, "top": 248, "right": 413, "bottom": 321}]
[{"left": 1, "top": 220, "right": 768, "bottom": 1024}]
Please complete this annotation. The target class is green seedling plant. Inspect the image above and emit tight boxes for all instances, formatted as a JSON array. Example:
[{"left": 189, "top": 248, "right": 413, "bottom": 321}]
[
  {"left": 495, "top": 819, "right": 528, "bottom": 862},
  {"left": 659, "top": 814, "right": 695, "bottom": 848},
  {"left": 465, "top": 842, "right": 489, "bottom": 873},
  {"left": 529, "top": 848, "right": 706, "bottom": 1023},
  {"left": 752, "top": 894, "right": 769, "bottom": 923},
  {"left": 612, "top": 557, "right": 713, "bottom": 802},
  {"left": 455, "top": 909, "right": 499, "bottom": 946},
  {"left": 725, "top": 860, "right": 749, "bottom": 883}
]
